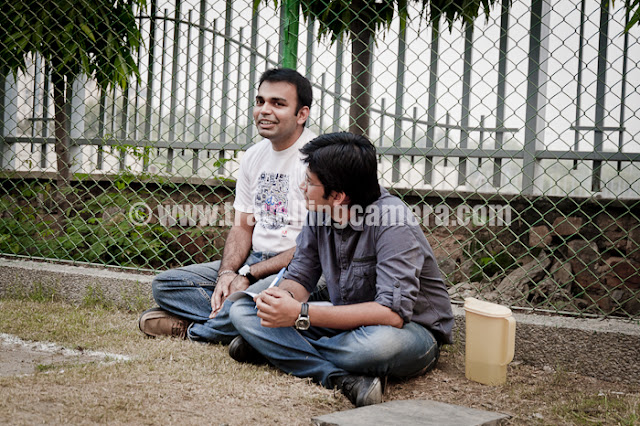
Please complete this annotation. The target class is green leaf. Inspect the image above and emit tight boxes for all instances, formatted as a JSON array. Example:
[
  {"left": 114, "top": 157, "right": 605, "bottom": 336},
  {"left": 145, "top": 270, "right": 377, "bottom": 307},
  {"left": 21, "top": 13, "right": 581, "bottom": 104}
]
[{"left": 79, "top": 23, "right": 96, "bottom": 42}]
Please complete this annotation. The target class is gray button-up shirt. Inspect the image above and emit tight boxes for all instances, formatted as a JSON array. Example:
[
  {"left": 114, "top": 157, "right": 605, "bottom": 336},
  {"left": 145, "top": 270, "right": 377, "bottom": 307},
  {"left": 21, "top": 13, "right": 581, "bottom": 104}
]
[{"left": 285, "top": 188, "right": 454, "bottom": 344}]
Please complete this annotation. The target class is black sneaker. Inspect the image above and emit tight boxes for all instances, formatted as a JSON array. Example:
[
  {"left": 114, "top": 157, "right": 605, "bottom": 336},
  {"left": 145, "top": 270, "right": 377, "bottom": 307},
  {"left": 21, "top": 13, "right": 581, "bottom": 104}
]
[
  {"left": 336, "top": 375, "right": 384, "bottom": 407},
  {"left": 228, "top": 336, "right": 267, "bottom": 365}
]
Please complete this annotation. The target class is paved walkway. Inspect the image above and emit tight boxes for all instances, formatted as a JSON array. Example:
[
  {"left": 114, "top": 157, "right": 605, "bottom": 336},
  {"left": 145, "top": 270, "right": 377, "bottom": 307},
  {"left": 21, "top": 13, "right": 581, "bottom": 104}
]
[{"left": 312, "top": 400, "right": 509, "bottom": 425}]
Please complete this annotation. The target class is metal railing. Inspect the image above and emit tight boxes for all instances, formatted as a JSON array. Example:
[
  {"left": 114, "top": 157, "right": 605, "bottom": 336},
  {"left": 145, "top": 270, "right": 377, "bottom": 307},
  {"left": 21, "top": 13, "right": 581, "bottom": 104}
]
[{"left": 1, "top": 0, "right": 639, "bottom": 320}]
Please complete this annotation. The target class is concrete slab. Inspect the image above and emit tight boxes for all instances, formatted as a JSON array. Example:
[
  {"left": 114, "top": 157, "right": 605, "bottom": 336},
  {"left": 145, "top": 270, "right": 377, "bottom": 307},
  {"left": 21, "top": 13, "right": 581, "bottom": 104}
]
[
  {"left": 0, "top": 257, "right": 154, "bottom": 309},
  {"left": 312, "top": 400, "right": 509, "bottom": 426}
]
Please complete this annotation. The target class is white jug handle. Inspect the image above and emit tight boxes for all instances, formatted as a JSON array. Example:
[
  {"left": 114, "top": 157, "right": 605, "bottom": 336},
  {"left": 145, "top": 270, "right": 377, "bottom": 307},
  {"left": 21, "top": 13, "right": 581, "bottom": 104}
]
[{"left": 502, "top": 316, "right": 516, "bottom": 365}]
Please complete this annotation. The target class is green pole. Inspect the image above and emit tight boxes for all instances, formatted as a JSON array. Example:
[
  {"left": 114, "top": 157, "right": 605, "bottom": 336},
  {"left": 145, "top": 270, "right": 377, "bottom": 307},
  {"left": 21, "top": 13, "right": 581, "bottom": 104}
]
[{"left": 281, "top": 0, "right": 300, "bottom": 69}]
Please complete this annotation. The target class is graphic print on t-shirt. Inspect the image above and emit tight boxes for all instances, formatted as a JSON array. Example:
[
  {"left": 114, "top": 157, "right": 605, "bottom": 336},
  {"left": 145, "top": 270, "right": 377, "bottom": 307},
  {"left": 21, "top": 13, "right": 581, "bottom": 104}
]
[{"left": 254, "top": 172, "right": 289, "bottom": 230}]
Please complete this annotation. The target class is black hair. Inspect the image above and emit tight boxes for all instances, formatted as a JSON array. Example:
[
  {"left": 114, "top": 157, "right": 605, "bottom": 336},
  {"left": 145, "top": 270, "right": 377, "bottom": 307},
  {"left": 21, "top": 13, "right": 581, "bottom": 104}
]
[
  {"left": 259, "top": 68, "right": 313, "bottom": 115},
  {"left": 300, "top": 132, "right": 381, "bottom": 207}
]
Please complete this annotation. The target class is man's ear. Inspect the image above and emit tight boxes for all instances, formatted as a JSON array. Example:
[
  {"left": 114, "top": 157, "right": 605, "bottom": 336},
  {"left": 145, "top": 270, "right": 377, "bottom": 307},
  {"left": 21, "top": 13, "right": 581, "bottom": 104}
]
[
  {"left": 296, "top": 106, "right": 310, "bottom": 126},
  {"left": 330, "top": 191, "right": 350, "bottom": 207}
]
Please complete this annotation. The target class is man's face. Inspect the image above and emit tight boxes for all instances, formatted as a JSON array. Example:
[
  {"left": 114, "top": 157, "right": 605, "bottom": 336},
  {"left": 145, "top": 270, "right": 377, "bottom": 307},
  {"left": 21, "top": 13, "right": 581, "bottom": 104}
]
[
  {"left": 299, "top": 168, "right": 330, "bottom": 211},
  {"left": 253, "top": 81, "right": 308, "bottom": 149}
]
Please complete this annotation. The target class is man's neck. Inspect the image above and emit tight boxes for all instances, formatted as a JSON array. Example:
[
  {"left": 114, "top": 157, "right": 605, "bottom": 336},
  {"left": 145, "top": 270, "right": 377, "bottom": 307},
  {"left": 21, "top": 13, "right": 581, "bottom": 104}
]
[
  {"left": 270, "top": 127, "right": 305, "bottom": 152},
  {"left": 330, "top": 205, "right": 350, "bottom": 227}
]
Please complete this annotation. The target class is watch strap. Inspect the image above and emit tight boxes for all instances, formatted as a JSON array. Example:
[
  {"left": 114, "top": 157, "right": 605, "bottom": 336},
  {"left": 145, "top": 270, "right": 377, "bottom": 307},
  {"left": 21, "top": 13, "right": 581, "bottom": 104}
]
[
  {"left": 300, "top": 302, "right": 309, "bottom": 317},
  {"left": 245, "top": 271, "right": 258, "bottom": 284}
]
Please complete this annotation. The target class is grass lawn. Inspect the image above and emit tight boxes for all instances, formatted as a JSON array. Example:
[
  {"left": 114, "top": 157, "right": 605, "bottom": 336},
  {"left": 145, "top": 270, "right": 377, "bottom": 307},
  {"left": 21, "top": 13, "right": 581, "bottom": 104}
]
[{"left": 1, "top": 296, "right": 638, "bottom": 425}]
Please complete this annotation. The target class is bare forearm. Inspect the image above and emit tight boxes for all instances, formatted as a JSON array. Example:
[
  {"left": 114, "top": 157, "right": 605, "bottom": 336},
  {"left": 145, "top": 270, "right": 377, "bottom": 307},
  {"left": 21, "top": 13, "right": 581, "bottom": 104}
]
[
  {"left": 249, "top": 247, "right": 296, "bottom": 280},
  {"left": 219, "top": 225, "right": 253, "bottom": 271},
  {"left": 309, "top": 302, "right": 404, "bottom": 329},
  {"left": 256, "top": 287, "right": 404, "bottom": 330}
]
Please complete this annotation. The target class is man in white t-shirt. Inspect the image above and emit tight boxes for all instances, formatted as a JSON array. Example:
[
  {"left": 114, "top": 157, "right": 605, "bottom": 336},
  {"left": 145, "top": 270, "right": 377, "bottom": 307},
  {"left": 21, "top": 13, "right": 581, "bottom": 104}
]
[{"left": 139, "top": 69, "right": 317, "bottom": 344}]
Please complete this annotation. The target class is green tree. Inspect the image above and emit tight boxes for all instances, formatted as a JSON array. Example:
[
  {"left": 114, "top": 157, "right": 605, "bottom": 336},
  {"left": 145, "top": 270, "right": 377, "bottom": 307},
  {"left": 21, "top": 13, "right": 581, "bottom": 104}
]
[{"left": 1, "top": 0, "right": 146, "bottom": 210}]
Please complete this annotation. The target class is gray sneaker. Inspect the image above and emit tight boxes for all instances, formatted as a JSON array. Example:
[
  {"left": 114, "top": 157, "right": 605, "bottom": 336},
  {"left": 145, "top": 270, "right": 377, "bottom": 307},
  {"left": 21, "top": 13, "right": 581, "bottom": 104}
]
[
  {"left": 138, "top": 307, "right": 189, "bottom": 339},
  {"left": 336, "top": 375, "right": 384, "bottom": 407}
]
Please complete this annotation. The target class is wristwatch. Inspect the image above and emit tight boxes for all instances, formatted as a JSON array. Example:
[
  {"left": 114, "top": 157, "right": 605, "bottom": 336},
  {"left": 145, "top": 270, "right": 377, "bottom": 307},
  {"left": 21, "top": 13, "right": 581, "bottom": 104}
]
[
  {"left": 295, "top": 303, "right": 310, "bottom": 330},
  {"left": 238, "top": 264, "right": 258, "bottom": 284}
]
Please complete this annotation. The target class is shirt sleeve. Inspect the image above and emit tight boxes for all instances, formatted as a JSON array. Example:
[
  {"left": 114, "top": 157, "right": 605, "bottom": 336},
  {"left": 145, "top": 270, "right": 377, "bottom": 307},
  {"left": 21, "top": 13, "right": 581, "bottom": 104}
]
[
  {"left": 284, "top": 213, "right": 323, "bottom": 293},
  {"left": 373, "top": 212, "right": 423, "bottom": 323}
]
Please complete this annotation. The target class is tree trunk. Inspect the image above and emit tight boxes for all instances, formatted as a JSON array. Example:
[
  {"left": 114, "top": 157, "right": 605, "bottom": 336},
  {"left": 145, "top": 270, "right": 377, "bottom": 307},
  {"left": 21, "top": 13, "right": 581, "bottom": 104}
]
[
  {"left": 349, "top": 12, "right": 373, "bottom": 137},
  {"left": 52, "top": 69, "right": 71, "bottom": 214}
]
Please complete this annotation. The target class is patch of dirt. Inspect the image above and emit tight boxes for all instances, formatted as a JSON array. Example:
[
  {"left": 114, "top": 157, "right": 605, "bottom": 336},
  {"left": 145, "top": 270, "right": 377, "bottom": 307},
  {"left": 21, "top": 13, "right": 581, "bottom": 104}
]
[
  {"left": 387, "top": 348, "right": 639, "bottom": 424},
  {"left": 0, "top": 334, "right": 126, "bottom": 377}
]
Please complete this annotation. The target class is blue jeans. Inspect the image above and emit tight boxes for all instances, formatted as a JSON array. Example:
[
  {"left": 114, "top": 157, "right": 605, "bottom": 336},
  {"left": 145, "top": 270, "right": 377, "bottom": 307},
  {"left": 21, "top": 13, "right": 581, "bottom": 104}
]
[
  {"left": 152, "top": 251, "right": 278, "bottom": 344},
  {"left": 228, "top": 297, "right": 440, "bottom": 388}
]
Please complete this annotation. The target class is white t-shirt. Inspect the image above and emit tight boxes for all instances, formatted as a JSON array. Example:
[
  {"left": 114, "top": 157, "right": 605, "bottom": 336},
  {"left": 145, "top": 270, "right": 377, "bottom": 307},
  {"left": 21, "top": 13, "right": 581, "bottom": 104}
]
[{"left": 234, "top": 128, "right": 317, "bottom": 254}]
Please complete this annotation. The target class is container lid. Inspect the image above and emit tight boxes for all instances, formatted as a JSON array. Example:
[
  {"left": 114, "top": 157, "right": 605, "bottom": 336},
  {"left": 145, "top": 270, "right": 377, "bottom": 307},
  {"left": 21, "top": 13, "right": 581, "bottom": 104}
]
[{"left": 463, "top": 297, "right": 513, "bottom": 318}]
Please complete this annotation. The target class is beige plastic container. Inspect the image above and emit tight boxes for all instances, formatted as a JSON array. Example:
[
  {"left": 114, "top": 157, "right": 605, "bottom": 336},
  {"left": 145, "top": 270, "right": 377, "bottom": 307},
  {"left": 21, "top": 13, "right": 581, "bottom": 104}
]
[{"left": 463, "top": 297, "right": 516, "bottom": 385}]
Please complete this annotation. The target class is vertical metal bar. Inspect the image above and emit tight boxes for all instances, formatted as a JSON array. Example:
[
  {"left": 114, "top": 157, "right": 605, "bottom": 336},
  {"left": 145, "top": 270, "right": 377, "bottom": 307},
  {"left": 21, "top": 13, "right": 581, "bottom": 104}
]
[
  {"left": 459, "top": 22, "right": 474, "bottom": 187},
  {"left": 617, "top": 0, "right": 630, "bottom": 172},
  {"left": 70, "top": 75, "right": 86, "bottom": 174},
  {"left": 1, "top": 73, "right": 18, "bottom": 170},
  {"left": 265, "top": 40, "right": 271, "bottom": 70},
  {"left": 411, "top": 107, "right": 417, "bottom": 164},
  {"left": 220, "top": 0, "right": 232, "bottom": 146},
  {"left": 573, "top": 0, "right": 586, "bottom": 171},
  {"left": 119, "top": 83, "right": 129, "bottom": 172},
  {"left": 281, "top": 0, "right": 300, "bottom": 69},
  {"left": 143, "top": 0, "right": 158, "bottom": 172},
  {"left": 305, "top": 18, "right": 315, "bottom": 79},
  {"left": 591, "top": 0, "right": 610, "bottom": 192},
  {"left": 183, "top": 9, "right": 193, "bottom": 143},
  {"left": 479, "top": 115, "right": 485, "bottom": 168},
  {"left": 320, "top": 73, "right": 326, "bottom": 132},
  {"left": 247, "top": 9, "right": 259, "bottom": 144},
  {"left": 0, "top": 72, "right": 6, "bottom": 169},
  {"left": 425, "top": 21, "right": 440, "bottom": 185},
  {"left": 110, "top": 87, "right": 117, "bottom": 152},
  {"left": 219, "top": 0, "right": 232, "bottom": 174},
  {"left": 158, "top": 13, "right": 169, "bottom": 161},
  {"left": 193, "top": 0, "right": 207, "bottom": 173},
  {"left": 133, "top": 13, "right": 144, "bottom": 141},
  {"left": 208, "top": 19, "right": 218, "bottom": 141},
  {"left": 444, "top": 112, "right": 450, "bottom": 167},
  {"left": 41, "top": 60, "right": 51, "bottom": 168},
  {"left": 278, "top": 4, "right": 285, "bottom": 66},
  {"left": 167, "top": 0, "right": 182, "bottom": 173},
  {"left": 31, "top": 54, "right": 42, "bottom": 147},
  {"left": 522, "top": 0, "right": 550, "bottom": 196},
  {"left": 494, "top": 0, "right": 510, "bottom": 186},
  {"left": 392, "top": 4, "right": 407, "bottom": 183},
  {"left": 378, "top": 97, "right": 386, "bottom": 149},
  {"left": 97, "top": 90, "right": 106, "bottom": 170},
  {"left": 235, "top": 28, "right": 244, "bottom": 141},
  {"left": 332, "top": 39, "right": 344, "bottom": 132}
]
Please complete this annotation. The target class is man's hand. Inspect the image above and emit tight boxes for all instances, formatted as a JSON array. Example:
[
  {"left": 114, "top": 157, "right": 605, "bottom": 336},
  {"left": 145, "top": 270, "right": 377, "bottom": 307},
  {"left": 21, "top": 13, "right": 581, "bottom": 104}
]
[
  {"left": 254, "top": 287, "right": 300, "bottom": 328},
  {"left": 210, "top": 274, "right": 250, "bottom": 318}
]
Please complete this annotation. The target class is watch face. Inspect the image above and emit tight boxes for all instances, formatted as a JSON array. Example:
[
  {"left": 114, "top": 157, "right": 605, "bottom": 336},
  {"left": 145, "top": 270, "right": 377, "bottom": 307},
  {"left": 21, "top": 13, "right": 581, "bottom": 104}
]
[
  {"left": 295, "top": 317, "right": 310, "bottom": 330},
  {"left": 238, "top": 264, "right": 250, "bottom": 276}
]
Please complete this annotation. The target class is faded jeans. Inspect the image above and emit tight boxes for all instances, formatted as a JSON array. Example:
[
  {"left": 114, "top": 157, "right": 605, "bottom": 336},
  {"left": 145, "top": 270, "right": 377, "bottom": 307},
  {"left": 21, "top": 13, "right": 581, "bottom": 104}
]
[
  {"left": 228, "top": 296, "right": 440, "bottom": 388},
  {"left": 152, "top": 251, "right": 278, "bottom": 344},
  {"left": 152, "top": 252, "right": 329, "bottom": 344}
]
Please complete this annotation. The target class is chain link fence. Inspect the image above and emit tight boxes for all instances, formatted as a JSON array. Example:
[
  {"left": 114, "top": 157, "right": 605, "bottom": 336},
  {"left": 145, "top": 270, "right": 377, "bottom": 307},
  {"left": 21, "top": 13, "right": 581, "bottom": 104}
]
[{"left": 1, "top": 0, "right": 639, "bottom": 320}]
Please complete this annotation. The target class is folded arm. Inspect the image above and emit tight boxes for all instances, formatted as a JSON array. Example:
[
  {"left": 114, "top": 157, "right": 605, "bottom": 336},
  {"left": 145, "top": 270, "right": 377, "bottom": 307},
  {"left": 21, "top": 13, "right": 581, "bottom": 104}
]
[{"left": 254, "top": 281, "right": 404, "bottom": 329}]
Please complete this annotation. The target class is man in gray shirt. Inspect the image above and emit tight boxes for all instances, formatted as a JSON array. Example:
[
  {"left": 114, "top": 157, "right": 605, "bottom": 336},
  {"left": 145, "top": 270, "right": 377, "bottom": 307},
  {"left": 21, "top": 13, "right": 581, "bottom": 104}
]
[{"left": 228, "top": 132, "right": 454, "bottom": 407}]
